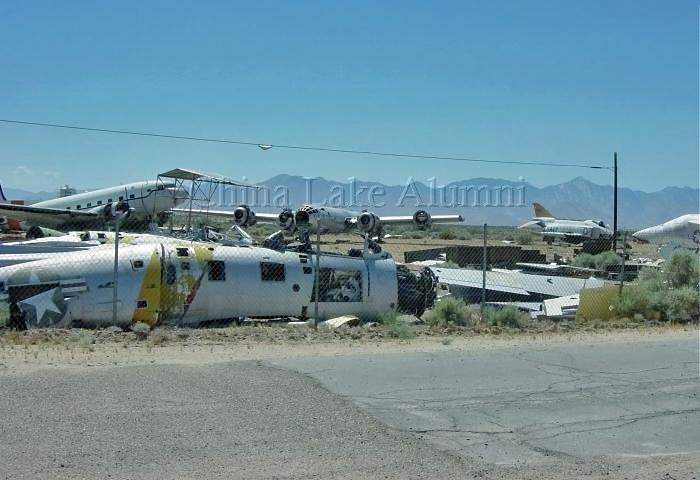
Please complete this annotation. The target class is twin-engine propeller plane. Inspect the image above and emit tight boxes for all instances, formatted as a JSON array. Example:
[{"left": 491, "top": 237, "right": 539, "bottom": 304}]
[
  {"left": 0, "top": 181, "right": 189, "bottom": 239},
  {"left": 175, "top": 204, "right": 464, "bottom": 240},
  {"left": 0, "top": 241, "right": 437, "bottom": 329}
]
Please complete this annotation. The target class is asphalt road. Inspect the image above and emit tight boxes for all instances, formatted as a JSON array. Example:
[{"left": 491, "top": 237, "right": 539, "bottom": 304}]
[
  {"left": 275, "top": 333, "right": 700, "bottom": 478},
  {"left": 0, "top": 333, "right": 698, "bottom": 479},
  {"left": 0, "top": 361, "right": 473, "bottom": 480}
]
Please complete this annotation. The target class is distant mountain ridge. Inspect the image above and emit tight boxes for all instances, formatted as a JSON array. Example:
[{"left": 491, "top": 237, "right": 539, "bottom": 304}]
[{"left": 3, "top": 177, "right": 698, "bottom": 229}]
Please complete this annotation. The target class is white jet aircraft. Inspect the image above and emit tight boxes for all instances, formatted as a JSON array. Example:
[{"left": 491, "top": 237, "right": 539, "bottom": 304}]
[
  {"left": 519, "top": 203, "right": 613, "bottom": 245},
  {"left": 632, "top": 214, "right": 700, "bottom": 254}
]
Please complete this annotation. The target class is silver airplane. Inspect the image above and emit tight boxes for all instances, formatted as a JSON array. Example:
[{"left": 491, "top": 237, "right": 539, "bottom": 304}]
[
  {"left": 518, "top": 203, "right": 613, "bottom": 245},
  {"left": 632, "top": 214, "right": 700, "bottom": 254},
  {"left": 175, "top": 204, "right": 464, "bottom": 239},
  {"left": 0, "top": 241, "right": 437, "bottom": 329},
  {"left": 0, "top": 181, "right": 190, "bottom": 239}
]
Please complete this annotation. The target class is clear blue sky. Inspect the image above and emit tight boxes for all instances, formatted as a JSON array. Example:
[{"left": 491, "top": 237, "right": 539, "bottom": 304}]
[{"left": 1, "top": 0, "right": 697, "bottom": 193}]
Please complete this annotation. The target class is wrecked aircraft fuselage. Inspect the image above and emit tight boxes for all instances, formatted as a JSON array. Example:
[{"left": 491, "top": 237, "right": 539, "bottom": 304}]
[{"left": 0, "top": 243, "right": 436, "bottom": 329}]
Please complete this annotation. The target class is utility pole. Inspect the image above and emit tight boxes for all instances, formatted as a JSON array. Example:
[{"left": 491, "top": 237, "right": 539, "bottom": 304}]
[{"left": 613, "top": 152, "right": 618, "bottom": 252}]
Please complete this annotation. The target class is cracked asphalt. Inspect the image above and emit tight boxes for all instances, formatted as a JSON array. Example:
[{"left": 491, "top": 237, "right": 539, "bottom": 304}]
[{"left": 274, "top": 332, "right": 700, "bottom": 478}]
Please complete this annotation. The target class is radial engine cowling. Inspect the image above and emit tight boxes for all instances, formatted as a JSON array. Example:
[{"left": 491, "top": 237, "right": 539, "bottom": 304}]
[
  {"left": 413, "top": 210, "right": 432, "bottom": 229},
  {"left": 233, "top": 205, "right": 256, "bottom": 227},
  {"left": 357, "top": 211, "right": 380, "bottom": 233},
  {"left": 277, "top": 208, "right": 295, "bottom": 230},
  {"left": 102, "top": 201, "right": 131, "bottom": 222}
]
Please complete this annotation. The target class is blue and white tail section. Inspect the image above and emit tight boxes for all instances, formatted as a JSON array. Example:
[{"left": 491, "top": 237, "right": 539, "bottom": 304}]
[{"left": 0, "top": 184, "right": 6, "bottom": 202}]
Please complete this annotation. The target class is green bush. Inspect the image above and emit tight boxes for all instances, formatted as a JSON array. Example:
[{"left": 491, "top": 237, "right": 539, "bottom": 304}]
[
  {"left": 380, "top": 311, "right": 415, "bottom": 339},
  {"left": 614, "top": 268, "right": 699, "bottom": 323},
  {"left": 514, "top": 231, "right": 533, "bottom": 245},
  {"left": 423, "top": 297, "right": 479, "bottom": 327},
  {"left": 664, "top": 287, "right": 700, "bottom": 323},
  {"left": 593, "top": 251, "right": 622, "bottom": 270},
  {"left": 571, "top": 251, "right": 622, "bottom": 270},
  {"left": 572, "top": 253, "right": 597, "bottom": 269},
  {"left": 438, "top": 229, "right": 457, "bottom": 240},
  {"left": 665, "top": 251, "right": 700, "bottom": 289},
  {"left": 483, "top": 306, "right": 529, "bottom": 328}
]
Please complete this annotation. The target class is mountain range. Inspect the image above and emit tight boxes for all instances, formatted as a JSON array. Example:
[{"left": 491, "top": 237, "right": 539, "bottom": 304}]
[{"left": 3, "top": 176, "right": 698, "bottom": 230}]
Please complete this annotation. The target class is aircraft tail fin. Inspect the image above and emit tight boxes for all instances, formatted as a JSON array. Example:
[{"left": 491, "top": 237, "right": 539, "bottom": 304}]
[
  {"left": 533, "top": 202, "right": 553, "bottom": 218},
  {"left": 0, "top": 183, "right": 6, "bottom": 202}
]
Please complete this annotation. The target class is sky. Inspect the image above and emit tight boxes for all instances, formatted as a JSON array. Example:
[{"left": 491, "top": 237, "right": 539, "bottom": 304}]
[{"left": 0, "top": 0, "right": 698, "bottom": 194}]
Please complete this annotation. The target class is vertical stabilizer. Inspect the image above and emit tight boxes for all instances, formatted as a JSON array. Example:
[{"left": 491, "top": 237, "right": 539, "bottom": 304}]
[
  {"left": 0, "top": 184, "right": 6, "bottom": 202},
  {"left": 533, "top": 202, "right": 554, "bottom": 218}
]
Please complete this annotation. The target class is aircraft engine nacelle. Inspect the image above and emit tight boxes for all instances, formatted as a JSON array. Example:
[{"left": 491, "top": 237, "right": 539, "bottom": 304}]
[
  {"left": 413, "top": 210, "right": 432, "bottom": 229},
  {"left": 277, "top": 208, "right": 295, "bottom": 231},
  {"left": 101, "top": 201, "right": 131, "bottom": 222},
  {"left": 357, "top": 212, "right": 380, "bottom": 233},
  {"left": 233, "top": 205, "right": 256, "bottom": 227},
  {"left": 25, "top": 226, "right": 64, "bottom": 240}
]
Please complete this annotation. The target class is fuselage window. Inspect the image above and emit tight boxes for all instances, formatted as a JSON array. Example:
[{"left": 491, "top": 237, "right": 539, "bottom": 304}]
[
  {"left": 108, "top": 198, "right": 113, "bottom": 203},
  {"left": 208, "top": 260, "right": 226, "bottom": 281},
  {"left": 87, "top": 202, "right": 92, "bottom": 207},
  {"left": 97, "top": 200, "right": 102, "bottom": 205},
  {"left": 119, "top": 196, "right": 124, "bottom": 201},
  {"left": 76, "top": 204, "right": 81, "bottom": 209},
  {"left": 260, "top": 262, "right": 285, "bottom": 282},
  {"left": 129, "top": 194, "right": 135, "bottom": 199},
  {"left": 176, "top": 248, "right": 189, "bottom": 257}
]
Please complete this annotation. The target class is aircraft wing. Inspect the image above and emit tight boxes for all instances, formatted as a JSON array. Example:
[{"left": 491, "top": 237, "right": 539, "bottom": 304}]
[
  {"left": 543, "top": 231, "right": 584, "bottom": 238},
  {"left": 378, "top": 214, "right": 464, "bottom": 225},
  {"left": 0, "top": 203, "right": 99, "bottom": 229},
  {"left": 171, "top": 208, "right": 280, "bottom": 223}
]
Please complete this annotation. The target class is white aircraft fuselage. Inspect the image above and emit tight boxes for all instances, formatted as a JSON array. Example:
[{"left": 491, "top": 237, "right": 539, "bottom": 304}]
[
  {"left": 633, "top": 214, "right": 700, "bottom": 251},
  {"left": 0, "top": 242, "right": 436, "bottom": 329}
]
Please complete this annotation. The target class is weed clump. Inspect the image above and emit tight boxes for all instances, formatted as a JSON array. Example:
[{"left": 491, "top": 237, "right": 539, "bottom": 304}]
[{"left": 423, "top": 297, "right": 480, "bottom": 328}]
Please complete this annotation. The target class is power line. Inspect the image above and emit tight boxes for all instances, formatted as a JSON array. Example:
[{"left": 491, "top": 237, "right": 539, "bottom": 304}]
[{"left": 0, "top": 118, "right": 610, "bottom": 170}]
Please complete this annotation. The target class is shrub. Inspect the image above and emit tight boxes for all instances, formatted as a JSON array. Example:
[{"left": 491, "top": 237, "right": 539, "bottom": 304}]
[
  {"left": 483, "top": 306, "right": 529, "bottom": 328},
  {"left": 614, "top": 285, "right": 662, "bottom": 321},
  {"left": 665, "top": 251, "right": 700, "bottom": 289},
  {"left": 438, "top": 229, "right": 457, "bottom": 240},
  {"left": 423, "top": 297, "right": 480, "bottom": 328},
  {"left": 514, "top": 231, "right": 533, "bottom": 246},
  {"left": 594, "top": 251, "right": 622, "bottom": 270},
  {"left": 572, "top": 253, "right": 597, "bottom": 269},
  {"left": 664, "top": 287, "right": 700, "bottom": 323},
  {"left": 380, "top": 311, "right": 415, "bottom": 339}
]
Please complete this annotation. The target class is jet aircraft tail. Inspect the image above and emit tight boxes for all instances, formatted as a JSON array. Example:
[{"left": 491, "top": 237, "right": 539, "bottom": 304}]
[
  {"left": 0, "top": 183, "right": 6, "bottom": 202},
  {"left": 533, "top": 202, "right": 554, "bottom": 218}
]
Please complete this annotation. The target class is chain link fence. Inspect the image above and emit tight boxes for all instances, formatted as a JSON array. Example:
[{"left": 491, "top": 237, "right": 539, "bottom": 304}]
[{"left": 0, "top": 214, "right": 698, "bottom": 331}]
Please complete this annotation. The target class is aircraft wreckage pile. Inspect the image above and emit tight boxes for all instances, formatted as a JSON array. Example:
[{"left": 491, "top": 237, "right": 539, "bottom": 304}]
[{"left": 0, "top": 233, "right": 438, "bottom": 329}]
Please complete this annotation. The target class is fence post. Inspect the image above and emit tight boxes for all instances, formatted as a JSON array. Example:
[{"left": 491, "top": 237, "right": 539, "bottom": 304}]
[
  {"left": 481, "top": 223, "right": 487, "bottom": 315},
  {"left": 313, "top": 218, "right": 321, "bottom": 331},
  {"left": 112, "top": 217, "right": 121, "bottom": 326},
  {"left": 619, "top": 232, "right": 627, "bottom": 294}
]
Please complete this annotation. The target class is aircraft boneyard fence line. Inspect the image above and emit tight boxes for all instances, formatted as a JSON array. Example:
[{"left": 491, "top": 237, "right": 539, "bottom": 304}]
[{"left": 0, "top": 217, "right": 698, "bottom": 330}]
